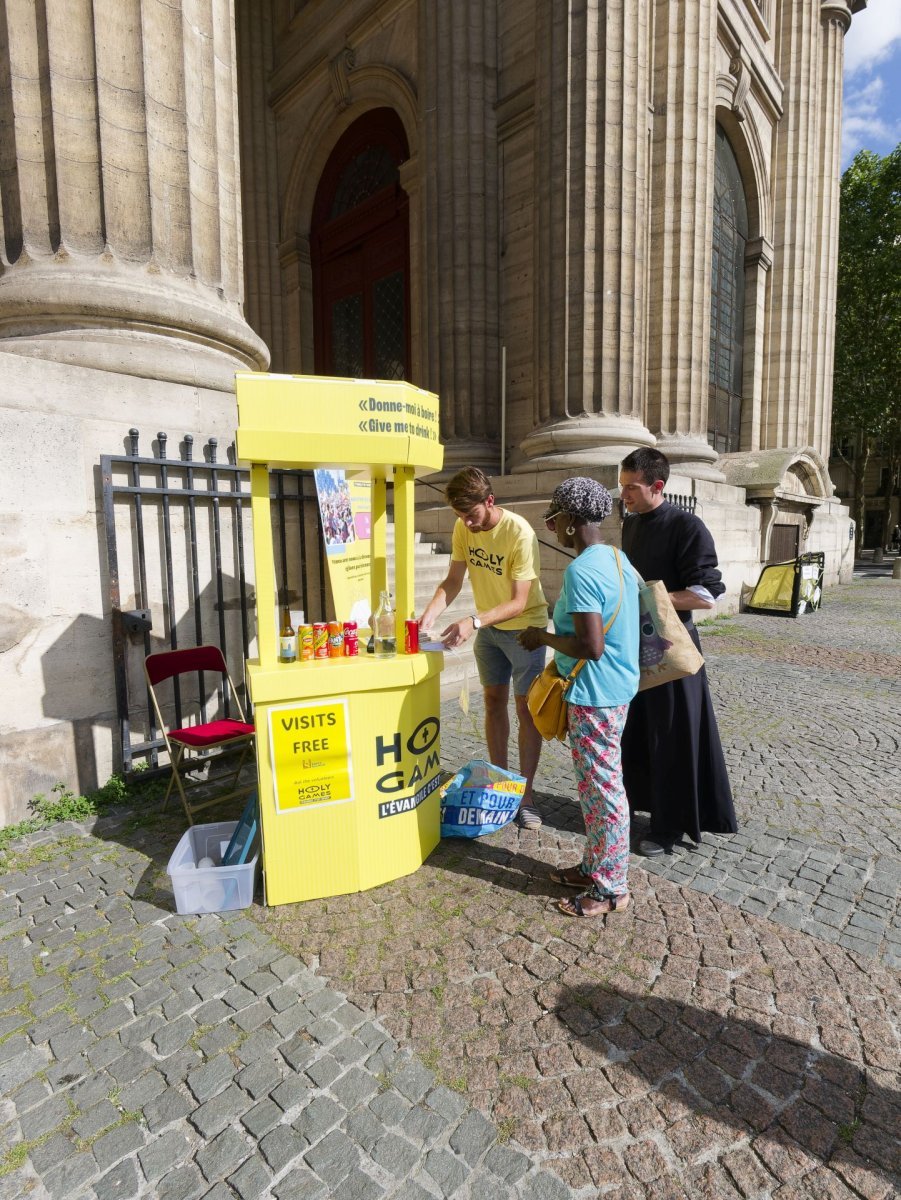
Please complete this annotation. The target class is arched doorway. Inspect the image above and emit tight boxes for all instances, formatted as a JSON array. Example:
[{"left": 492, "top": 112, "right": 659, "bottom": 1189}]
[
  {"left": 708, "top": 124, "right": 749, "bottom": 454},
  {"left": 311, "top": 109, "right": 410, "bottom": 380}
]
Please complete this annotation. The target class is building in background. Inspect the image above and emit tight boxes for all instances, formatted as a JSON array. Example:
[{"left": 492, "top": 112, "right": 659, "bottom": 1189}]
[{"left": 0, "top": 0, "right": 863, "bottom": 821}]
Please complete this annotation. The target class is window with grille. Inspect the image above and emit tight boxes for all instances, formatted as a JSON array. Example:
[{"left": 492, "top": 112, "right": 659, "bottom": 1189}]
[
  {"left": 708, "top": 125, "right": 748, "bottom": 454},
  {"left": 311, "top": 109, "right": 410, "bottom": 382}
]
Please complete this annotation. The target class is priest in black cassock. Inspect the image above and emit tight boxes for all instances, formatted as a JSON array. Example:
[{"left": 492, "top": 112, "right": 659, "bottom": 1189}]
[{"left": 618, "top": 448, "right": 737, "bottom": 856}]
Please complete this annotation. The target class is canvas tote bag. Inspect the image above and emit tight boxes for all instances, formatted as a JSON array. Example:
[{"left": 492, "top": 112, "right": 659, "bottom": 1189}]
[
  {"left": 527, "top": 548, "right": 624, "bottom": 742},
  {"left": 636, "top": 576, "right": 704, "bottom": 691}
]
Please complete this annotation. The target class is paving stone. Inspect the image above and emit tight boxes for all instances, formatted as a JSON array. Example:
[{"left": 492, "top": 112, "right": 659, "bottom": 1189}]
[
  {"left": 392, "top": 1060, "right": 434, "bottom": 1104},
  {"left": 519, "top": 1168, "right": 578, "bottom": 1199},
  {"left": 448, "top": 1110, "right": 496, "bottom": 1166},
  {"left": 157, "top": 1162, "right": 206, "bottom": 1200},
  {"left": 241, "top": 1097, "right": 282, "bottom": 1139},
  {"left": 330, "top": 1065, "right": 379, "bottom": 1111},
  {"left": 227, "top": 1154, "right": 272, "bottom": 1199},
  {"left": 195, "top": 1125, "right": 250, "bottom": 1182},
  {"left": 190, "top": 1083, "right": 250, "bottom": 1139},
  {"left": 271, "top": 1166, "right": 329, "bottom": 1200},
  {"left": 139, "top": 1127, "right": 196, "bottom": 1183},
  {"left": 92, "top": 1119, "right": 146, "bottom": 1170},
  {"left": 426, "top": 1086, "right": 468, "bottom": 1122},
  {"left": 271, "top": 1075, "right": 314, "bottom": 1114},
  {"left": 304, "top": 1054, "right": 341, "bottom": 1089},
  {"left": 368, "top": 1090, "right": 411, "bottom": 1127},
  {"left": 370, "top": 1130, "right": 421, "bottom": 1176},
  {"left": 342, "top": 1107, "right": 385, "bottom": 1154},
  {"left": 41, "top": 1148, "right": 98, "bottom": 1199},
  {"left": 71, "top": 1098, "right": 121, "bottom": 1140},
  {"left": 236, "top": 1057, "right": 283, "bottom": 1100},
  {"left": 93, "top": 1156, "right": 140, "bottom": 1200},
  {"left": 187, "top": 1054, "right": 235, "bottom": 1104},
  {"left": 484, "top": 1144, "right": 531, "bottom": 1184},
  {"left": 27, "top": 1092, "right": 71, "bottom": 1139},
  {"left": 424, "top": 1147, "right": 468, "bottom": 1196},
  {"left": 154, "top": 1015, "right": 197, "bottom": 1057}
]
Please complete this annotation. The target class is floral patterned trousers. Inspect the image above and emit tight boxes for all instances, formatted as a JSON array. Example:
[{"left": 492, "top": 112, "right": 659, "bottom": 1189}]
[{"left": 566, "top": 702, "right": 630, "bottom": 898}]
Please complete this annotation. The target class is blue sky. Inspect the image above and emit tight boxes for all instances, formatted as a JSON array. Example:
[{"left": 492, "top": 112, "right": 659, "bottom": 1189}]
[{"left": 842, "top": 0, "right": 901, "bottom": 166}]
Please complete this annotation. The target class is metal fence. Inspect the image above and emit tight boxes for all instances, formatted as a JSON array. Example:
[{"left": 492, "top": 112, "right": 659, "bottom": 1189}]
[{"left": 101, "top": 429, "right": 327, "bottom": 773}]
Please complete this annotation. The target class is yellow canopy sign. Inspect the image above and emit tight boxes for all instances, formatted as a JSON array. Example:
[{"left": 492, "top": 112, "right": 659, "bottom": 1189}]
[{"left": 235, "top": 373, "right": 442, "bottom": 474}]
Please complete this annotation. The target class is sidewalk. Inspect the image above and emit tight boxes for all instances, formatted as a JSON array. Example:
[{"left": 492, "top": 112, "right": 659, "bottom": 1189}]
[{"left": 1, "top": 578, "right": 898, "bottom": 1198}]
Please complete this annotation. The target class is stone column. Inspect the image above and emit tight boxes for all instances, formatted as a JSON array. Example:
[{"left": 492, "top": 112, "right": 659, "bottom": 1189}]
[
  {"left": 645, "top": 0, "right": 722, "bottom": 480},
  {"left": 520, "top": 0, "right": 654, "bottom": 468},
  {"left": 740, "top": 236, "right": 775, "bottom": 451},
  {"left": 762, "top": 0, "right": 823, "bottom": 449},
  {"left": 808, "top": 0, "right": 855, "bottom": 462},
  {"left": 420, "top": 0, "right": 500, "bottom": 468},
  {"left": 236, "top": 0, "right": 285, "bottom": 370},
  {"left": 0, "top": 0, "right": 268, "bottom": 389}
]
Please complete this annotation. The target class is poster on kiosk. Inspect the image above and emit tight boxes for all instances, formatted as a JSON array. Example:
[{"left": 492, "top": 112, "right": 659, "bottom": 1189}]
[{"left": 235, "top": 374, "right": 444, "bottom": 905}]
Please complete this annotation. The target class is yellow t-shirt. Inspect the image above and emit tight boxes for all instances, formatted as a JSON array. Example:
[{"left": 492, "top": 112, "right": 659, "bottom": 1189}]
[{"left": 451, "top": 509, "right": 548, "bottom": 630}]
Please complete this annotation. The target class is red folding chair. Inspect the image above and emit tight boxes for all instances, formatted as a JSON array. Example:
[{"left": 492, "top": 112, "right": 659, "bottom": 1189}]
[{"left": 145, "top": 645, "right": 255, "bottom": 825}]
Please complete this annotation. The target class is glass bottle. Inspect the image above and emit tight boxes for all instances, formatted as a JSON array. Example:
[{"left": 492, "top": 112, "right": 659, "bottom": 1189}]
[
  {"left": 279, "top": 605, "right": 296, "bottom": 663},
  {"left": 372, "top": 590, "right": 396, "bottom": 657}
]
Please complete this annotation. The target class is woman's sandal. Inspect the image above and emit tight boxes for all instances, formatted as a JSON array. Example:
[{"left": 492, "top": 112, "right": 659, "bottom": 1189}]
[
  {"left": 549, "top": 866, "right": 589, "bottom": 890},
  {"left": 557, "top": 890, "right": 630, "bottom": 919}
]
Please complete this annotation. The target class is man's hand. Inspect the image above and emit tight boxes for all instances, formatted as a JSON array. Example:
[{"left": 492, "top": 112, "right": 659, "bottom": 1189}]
[
  {"left": 440, "top": 617, "right": 475, "bottom": 649},
  {"left": 517, "top": 626, "right": 545, "bottom": 651}
]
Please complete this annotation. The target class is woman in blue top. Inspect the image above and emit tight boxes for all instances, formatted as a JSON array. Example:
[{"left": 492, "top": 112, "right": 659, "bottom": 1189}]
[{"left": 519, "top": 478, "right": 639, "bottom": 917}]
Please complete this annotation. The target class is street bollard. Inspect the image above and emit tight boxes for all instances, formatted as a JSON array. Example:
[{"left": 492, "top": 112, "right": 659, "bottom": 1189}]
[
  {"left": 873, "top": 548, "right": 884, "bottom": 563},
  {"left": 893, "top": 557, "right": 901, "bottom": 581}
]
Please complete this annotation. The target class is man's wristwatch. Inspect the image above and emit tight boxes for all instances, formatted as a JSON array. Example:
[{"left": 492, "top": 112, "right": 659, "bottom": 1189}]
[{"left": 470, "top": 615, "right": 482, "bottom": 630}]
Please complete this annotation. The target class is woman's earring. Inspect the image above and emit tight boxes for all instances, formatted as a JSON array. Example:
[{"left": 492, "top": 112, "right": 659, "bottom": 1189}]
[{"left": 566, "top": 523, "right": 576, "bottom": 536}]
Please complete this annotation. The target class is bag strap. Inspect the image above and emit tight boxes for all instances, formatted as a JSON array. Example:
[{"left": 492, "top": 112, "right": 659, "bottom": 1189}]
[
  {"left": 603, "top": 547, "right": 625, "bottom": 634},
  {"left": 561, "top": 546, "right": 626, "bottom": 694}
]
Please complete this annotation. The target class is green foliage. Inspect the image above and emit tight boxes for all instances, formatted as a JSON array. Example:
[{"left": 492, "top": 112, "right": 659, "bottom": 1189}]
[
  {"left": 834, "top": 145, "right": 901, "bottom": 439},
  {"left": 0, "top": 772, "right": 165, "bottom": 858},
  {"left": 834, "top": 145, "right": 901, "bottom": 546}
]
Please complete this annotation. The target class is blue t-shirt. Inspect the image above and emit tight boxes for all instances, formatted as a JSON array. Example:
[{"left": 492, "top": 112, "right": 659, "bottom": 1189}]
[{"left": 554, "top": 545, "right": 640, "bottom": 708}]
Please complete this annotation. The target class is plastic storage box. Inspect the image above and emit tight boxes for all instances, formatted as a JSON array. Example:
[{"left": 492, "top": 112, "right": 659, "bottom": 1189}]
[{"left": 167, "top": 820, "right": 259, "bottom": 915}]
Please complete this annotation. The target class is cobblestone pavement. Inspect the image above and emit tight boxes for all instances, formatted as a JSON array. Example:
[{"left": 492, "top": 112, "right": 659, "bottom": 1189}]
[{"left": 0, "top": 578, "right": 898, "bottom": 1198}]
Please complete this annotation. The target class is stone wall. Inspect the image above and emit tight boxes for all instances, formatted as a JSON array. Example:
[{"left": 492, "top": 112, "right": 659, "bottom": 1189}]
[{"left": 0, "top": 351, "right": 250, "bottom": 826}]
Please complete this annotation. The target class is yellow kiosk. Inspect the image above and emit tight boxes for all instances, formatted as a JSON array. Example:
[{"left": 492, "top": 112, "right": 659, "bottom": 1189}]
[{"left": 235, "top": 373, "right": 444, "bottom": 905}]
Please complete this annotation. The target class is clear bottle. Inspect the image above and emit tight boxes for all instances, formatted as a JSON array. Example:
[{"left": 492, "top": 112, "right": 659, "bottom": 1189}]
[
  {"left": 279, "top": 605, "right": 296, "bottom": 663},
  {"left": 372, "top": 590, "right": 396, "bottom": 657}
]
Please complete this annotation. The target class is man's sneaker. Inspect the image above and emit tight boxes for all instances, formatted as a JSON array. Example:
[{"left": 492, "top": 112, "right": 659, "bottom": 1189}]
[{"left": 516, "top": 804, "right": 543, "bottom": 829}]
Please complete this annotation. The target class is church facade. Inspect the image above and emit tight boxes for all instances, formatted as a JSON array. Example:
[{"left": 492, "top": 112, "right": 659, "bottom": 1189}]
[{"left": 0, "top": 0, "right": 863, "bottom": 819}]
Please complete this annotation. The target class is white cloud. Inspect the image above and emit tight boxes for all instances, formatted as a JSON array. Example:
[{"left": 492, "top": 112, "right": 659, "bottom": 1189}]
[
  {"left": 844, "top": 0, "right": 901, "bottom": 76},
  {"left": 842, "top": 74, "right": 901, "bottom": 164}
]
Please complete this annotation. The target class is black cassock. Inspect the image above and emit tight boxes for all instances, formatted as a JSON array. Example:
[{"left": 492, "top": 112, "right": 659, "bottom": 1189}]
[{"left": 621, "top": 502, "right": 737, "bottom": 842}]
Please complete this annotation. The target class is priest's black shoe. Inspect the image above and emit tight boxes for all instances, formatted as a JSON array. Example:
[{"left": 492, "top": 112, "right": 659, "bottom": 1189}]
[{"left": 636, "top": 837, "right": 675, "bottom": 857}]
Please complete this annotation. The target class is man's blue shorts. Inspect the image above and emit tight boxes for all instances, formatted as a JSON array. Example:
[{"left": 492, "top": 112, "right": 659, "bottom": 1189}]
[{"left": 472, "top": 627, "right": 547, "bottom": 696}]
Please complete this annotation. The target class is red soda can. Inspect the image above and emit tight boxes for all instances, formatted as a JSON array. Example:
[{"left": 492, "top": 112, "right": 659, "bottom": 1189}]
[
  {"left": 404, "top": 618, "right": 420, "bottom": 655},
  {"left": 327, "top": 621, "right": 344, "bottom": 657},
  {"left": 343, "top": 621, "right": 358, "bottom": 656},
  {"left": 312, "top": 622, "right": 328, "bottom": 659}
]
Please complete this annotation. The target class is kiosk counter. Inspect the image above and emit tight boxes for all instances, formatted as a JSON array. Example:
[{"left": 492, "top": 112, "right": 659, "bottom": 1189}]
[{"left": 236, "top": 373, "right": 444, "bottom": 906}]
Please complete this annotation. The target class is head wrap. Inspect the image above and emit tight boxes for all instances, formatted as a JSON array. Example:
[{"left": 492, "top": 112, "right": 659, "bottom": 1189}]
[{"left": 543, "top": 477, "right": 613, "bottom": 524}]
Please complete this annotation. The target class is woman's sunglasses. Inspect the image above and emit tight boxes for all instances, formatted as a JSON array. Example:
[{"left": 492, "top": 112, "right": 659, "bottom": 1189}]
[{"left": 544, "top": 511, "right": 562, "bottom": 530}]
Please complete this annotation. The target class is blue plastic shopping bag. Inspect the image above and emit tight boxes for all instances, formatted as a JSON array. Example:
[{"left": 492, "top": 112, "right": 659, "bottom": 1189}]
[{"left": 439, "top": 759, "right": 526, "bottom": 838}]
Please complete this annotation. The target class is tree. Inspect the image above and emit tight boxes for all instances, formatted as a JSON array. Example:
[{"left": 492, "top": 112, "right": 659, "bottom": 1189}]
[{"left": 832, "top": 145, "right": 901, "bottom": 553}]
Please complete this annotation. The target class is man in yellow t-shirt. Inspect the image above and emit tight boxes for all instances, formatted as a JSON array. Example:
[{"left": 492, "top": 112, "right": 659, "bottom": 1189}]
[{"left": 420, "top": 467, "right": 548, "bottom": 827}]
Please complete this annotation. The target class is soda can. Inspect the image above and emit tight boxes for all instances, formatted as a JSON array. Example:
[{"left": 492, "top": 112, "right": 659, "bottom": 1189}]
[
  {"left": 327, "top": 620, "right": 344, "bottom": 657},
  {"left": 299, "top": 625, "right": 314, "bottom": 661},
  {"left": 312, "top": 622, "right": 328, "bottom": 659},
  {"left": 404, "top": 618, "right": 420, "bottom": 655},
  {"left": 343, "top": 621, "right": 359, "bottom": 656}
]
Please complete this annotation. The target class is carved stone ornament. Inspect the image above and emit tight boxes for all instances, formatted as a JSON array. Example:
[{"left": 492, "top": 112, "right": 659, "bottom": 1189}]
[
  {"left": 729, "top": 53, "right": 751, "bottom": 122},
  {"left": 329, "top": 48, "right": 356, "bottom": 110}
]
